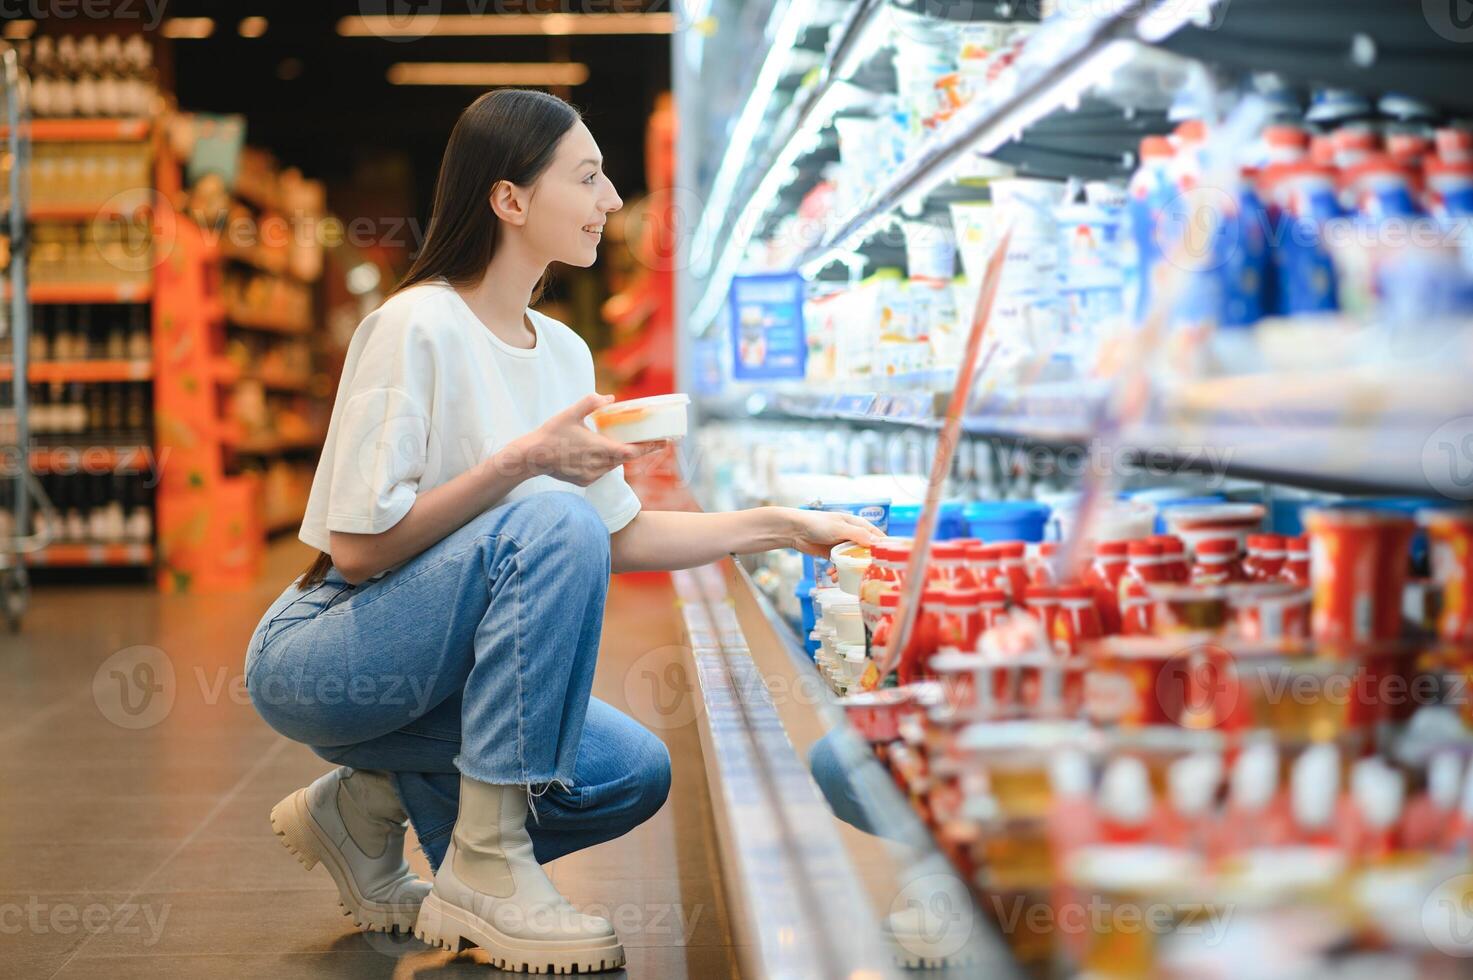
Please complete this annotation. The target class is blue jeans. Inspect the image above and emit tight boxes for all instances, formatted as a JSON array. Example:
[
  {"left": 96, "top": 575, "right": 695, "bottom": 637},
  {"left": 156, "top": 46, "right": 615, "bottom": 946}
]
[{"left": 245, "top": 492, "right": 672, "bottom": 871}]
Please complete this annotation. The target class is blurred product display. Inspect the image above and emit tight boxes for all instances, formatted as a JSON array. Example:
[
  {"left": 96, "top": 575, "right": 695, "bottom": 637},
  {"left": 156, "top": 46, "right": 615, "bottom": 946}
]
[{"left": 677, "top": 0, "right": 1473, "bottom": 975}]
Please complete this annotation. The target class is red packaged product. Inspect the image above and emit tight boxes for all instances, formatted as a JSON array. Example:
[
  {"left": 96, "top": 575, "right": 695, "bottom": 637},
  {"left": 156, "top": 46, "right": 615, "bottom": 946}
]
[
  {"left": 940, "top": 588, "right": 983, "bottom": 651},
  {"left": 1281, "top": 535, "right": 1311, "bottom": 586},
  {"left": 1054, "top": 584, "right": 1103, "bottom": 656},
  {"left": 899, "top": 587, "right": 951, "bottom": 685},
  {"left": 1303, "top": 509, "right": 1414, "bottom": 646},
  {"left": 1191, "top": 536, "right": 1243, "bottom": 587},
  {"left": 955, "top": 540, "right": 987, "bottom": 590},
  {"left": 1151, "top": 534, "right": 1189, "bottom": 583},
  {"left": 1119, "top": 540, "right": 1166, "bottom": 635},
  {"left": 1243, "top": 533, "right": 1286, "bottom": 581},
  {"left": 976, "top": 587, "right": 1009, "bottom": 637},
  {"left": 1084, "top": 539, "right": 1129, "bottom": 635},
  {"left": 995, "top": 541, "right": 1029, "bottom": 603},
  {"left": 1421, "top": 509, "right": 1473, "bottom": 644},
  {"left": 1023, "top": 585, "right": 1060, "bottom": 643},
  {"left": 1028, "top": 542, "right": 1059, "bottom": 586},
  {"left": 929, "top": 541, "right": 967, "bottom": 588}
]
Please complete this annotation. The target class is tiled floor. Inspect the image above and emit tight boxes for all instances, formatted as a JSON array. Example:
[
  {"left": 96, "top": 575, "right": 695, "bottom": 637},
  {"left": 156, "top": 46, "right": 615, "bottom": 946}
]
[{"left": 0, "top": 540, "right": 737, "bottom": 979}]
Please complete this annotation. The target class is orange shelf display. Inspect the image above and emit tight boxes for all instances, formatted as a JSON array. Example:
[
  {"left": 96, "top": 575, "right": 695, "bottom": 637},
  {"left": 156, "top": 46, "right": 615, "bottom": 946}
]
[
  {"left": 225, "top": 309, "right": 311, "bottom": 335},
  {"left": 0, "top": 118, "right": 151, "bottom": 142},
  {"left": 30, "top": 445, "right": 154, "bottom": 474},
  {"left": 9, "top": 282, "right": 153, "bottom": 304},
  {"left": 28, "top": 203, "right": 140, "bottom": 221},
  {"left": 25, "top": 542, "right": 154, "bottom": 567},
  {"left": 0, "top": 359, "right": 153, "bottom": 383}
]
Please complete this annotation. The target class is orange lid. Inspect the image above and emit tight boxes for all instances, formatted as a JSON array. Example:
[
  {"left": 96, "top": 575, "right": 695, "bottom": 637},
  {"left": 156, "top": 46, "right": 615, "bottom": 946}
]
[
  {"left": 1196, "top": 537, "right": 1239, "bottom": 556},
  {"left": 1127, "top": 540, "right": 1162, "bottom": 559},
  {"left": 1140, "top": 135, "right": 1175, "bottom": 160}
]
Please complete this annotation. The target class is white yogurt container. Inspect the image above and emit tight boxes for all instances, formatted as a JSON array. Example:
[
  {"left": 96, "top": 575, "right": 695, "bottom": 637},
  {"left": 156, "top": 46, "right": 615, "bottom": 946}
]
[
  {"left": 590, "top": 393, "right": 690, "bottom": 444},
  {"left": 829, "top": 542, "right": 873, "bottom": 596}
]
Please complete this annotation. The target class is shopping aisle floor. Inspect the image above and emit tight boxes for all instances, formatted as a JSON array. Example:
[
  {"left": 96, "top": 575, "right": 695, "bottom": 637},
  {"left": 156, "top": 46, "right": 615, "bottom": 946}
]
[{"left": 0, "top": 538, "right": 738, "bottom": 980}]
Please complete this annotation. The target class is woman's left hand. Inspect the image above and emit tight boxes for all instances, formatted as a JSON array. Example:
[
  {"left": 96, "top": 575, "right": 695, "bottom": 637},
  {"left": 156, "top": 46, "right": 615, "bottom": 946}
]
[{"left": 785, "top": 508, "right": 884, "bottom": 559}]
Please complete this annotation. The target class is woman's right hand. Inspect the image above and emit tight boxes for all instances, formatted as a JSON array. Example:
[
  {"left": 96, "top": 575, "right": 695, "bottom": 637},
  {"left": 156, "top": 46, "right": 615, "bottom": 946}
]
[{"left": 510, "top": 393, "right": 665, "bottom": 487}]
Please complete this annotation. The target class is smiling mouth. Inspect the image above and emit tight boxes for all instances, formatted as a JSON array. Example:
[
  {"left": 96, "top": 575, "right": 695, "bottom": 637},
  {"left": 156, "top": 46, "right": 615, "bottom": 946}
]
[{"left": 582, "top": 225, "right": 603, "bottom": 237}]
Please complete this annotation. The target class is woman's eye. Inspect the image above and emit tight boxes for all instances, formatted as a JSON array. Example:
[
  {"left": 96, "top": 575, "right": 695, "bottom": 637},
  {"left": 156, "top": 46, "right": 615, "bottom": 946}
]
[{"left": 583, "top": 173, "right": 597, "bottom": 184}]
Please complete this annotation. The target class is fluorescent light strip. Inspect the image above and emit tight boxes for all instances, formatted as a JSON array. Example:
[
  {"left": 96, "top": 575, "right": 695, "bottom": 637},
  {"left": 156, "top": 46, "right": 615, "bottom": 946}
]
[
  {"left": 340, "top": 13, "right": 673, "bottom": 37},
  {"left": 388, "top": 62, "right": 591, "bottom": 87},
  {"left": 161, "top": 17, "right": 215, "bottom": 39},
  {"left": 689, "top": 0, "right": 816, "bottom": 278},
  {"left": 239, "top": 17, "right": 268, "bottom": 39},
  {"left": 2, "top": 20, "right": 35, "bottom": 39}
]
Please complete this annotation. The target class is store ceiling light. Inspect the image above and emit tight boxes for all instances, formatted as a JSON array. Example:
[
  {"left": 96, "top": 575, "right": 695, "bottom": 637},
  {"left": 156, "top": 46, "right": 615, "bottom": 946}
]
[
  {"left": 2, "top": 20, "right": 35, "bottom": 39},
  {"left": 387, "top": 62, "right": 591, "bottom": 87},
  {"left": 340, "top": 12, "right": 673, "bottom": 37},
  {"left": 162, "top": 18, "right": 215, "bottom": 39},
  {"left": 239, "top": 17, "right": 268, "bottom": 39}
]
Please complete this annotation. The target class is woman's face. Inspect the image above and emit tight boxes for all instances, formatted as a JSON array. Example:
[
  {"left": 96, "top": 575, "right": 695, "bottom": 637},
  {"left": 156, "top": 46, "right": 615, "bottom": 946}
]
[{"left": 524, "top": 120, "right": 623, "bottom": 268}]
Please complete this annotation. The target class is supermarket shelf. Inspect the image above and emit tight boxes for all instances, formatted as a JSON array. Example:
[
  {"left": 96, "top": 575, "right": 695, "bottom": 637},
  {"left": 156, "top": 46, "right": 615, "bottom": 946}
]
[
  {"left": 672, "top": 563, "right": 923, "bottom": 979},
  {"left": 702, "top": 357, "right": 1473, "bottom": 497},
  {"left": 30, "top": 445, "right": 153, "bottom": 473},
  {"left": 7, "top": 282, "right": 153, "bottom": 304},
  {"left": 211, "top": 358, "right": 311, "bottom": 392},
  {"left": 220, "top": 243, "right": 320, "bottom": 284},
  {"left": 689, "top": 0, "right": 1183, "bottom": 333},
  {"left": 28, "top": 203, "right": 136, "bottom": 222},
  {"left": 0, "top": 359, "right": 152, "bottom": 382},
  {"left": 24, "top": 542, "right": 154, "bottom": 567},
  {"left": 266, "top": 508, "right": 306, "bottom": 535},
  {"left": 0, "top": 118, "right": 151, "bottom": 141},
  {"left": 229, "top": 432, "right": 324, "bottom": 456},
  {"left": 225, "top": 309, "right": 311, "bottom": 336}
]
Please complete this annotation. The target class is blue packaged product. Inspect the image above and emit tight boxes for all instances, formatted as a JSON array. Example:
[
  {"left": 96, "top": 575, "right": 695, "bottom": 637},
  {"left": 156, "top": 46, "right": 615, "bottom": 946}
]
[
  {"left": 1266, "top": 163, "right": 1342, "bottom": 316},
  {"left": 887, "top": 501, "right": 966, "bottom": 540},
  {"left": 964, "top": 501, "right": 1051, "bottom": 543}
]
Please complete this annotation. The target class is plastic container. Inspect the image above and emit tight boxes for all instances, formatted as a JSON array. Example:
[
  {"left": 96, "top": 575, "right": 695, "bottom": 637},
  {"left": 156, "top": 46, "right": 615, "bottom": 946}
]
[
  {"left": 589, "top": 393, "right": 690, "bottom": 443},
  {"left": 1163, "top": 503, "right": 1266, "bottom": 557},
  {"left": 964, "top": 501, "right": 1050, "bottom": 543},
  {"left": 888, "top": 501, "right": 966, "bottom": 540},
  {"left": 830, "top": 542, "right": 873, "bottom": 596}
]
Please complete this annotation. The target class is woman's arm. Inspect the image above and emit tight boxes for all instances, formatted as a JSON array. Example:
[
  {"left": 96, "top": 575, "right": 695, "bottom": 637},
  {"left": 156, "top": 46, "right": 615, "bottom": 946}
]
[
  {"left": 331, "top": 393, "right": 659, "bottom": 584},
  {"left": 609, "top": 507, "right": 882, "bottom": 575}
]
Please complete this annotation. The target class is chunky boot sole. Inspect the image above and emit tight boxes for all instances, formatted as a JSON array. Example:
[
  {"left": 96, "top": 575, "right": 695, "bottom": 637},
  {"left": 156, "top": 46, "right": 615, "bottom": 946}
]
[
  {"left": 413, "top": 891, "right": 626, "bottom": 974},
  {"left": 270, "top": 788, "right": 422, "bottom": 934}
]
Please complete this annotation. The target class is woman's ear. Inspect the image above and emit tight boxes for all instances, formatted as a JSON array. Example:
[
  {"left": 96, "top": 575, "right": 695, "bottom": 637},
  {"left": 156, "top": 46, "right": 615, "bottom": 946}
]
[{"left": 489, "top": 179, "right": 528, "bottom": 226}]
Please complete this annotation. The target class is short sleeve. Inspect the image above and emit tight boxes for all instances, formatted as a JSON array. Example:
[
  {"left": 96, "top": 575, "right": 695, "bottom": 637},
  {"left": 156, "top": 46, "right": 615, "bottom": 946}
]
[
  {"left": 324, "top": 386, "right": 434, "bottom": 535},
  {"left": 584, "top": 462, "right": 642, "bottom": 533}
]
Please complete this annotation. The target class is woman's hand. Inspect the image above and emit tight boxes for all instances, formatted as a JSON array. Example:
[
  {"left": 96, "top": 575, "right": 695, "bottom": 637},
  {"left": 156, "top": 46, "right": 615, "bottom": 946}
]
[
  {"left": 785, "top": 507, "right": 884, "bottom": 559},
  {"left": 509, "top": 393, "right": 665, "bottom": 487}
]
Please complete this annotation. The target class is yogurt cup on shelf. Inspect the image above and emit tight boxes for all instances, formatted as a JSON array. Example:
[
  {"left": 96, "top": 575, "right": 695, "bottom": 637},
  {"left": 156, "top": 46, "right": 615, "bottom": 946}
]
[
  {"left": 830, "top": 542, "right": 874, "bottom": 596},
  {"left": 589, "top": 393, "right": 690, "bottom": 444}
]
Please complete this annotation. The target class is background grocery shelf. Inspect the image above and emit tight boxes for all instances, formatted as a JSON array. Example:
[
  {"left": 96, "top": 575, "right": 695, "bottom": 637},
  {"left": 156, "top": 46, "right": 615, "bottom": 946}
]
[
  {"left": 0, "top": 359, "right": 152, "bottom": 383},
  {"left": 0, "top": 117, "right": 150, "bottom": 141},
  {"left": 6, "top": 282, "right": 153, "bottom": 304},
  {"left": 22, "top": 542, "right": 153, "bottom": 567}
]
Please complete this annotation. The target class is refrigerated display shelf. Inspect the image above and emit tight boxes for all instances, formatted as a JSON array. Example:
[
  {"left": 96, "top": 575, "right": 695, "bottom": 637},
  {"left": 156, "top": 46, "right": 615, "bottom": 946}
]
[
  {"left": 672, "top": 559, "right": 1018, "bottom": 979},
  {"left": 28, "top": 203, "right": 137, "bottom": 222},
  {"left": 23, "top": 542, "right": 153, "bottom": 567},
  {"left": 228, "top": 432, "right": 324, "bottom": 456},
  {"left": 690, "top": 0, "right": 1190, "bottom": 332},
  {"left": 703, "top": 355, "right": 1473, "bottom": 497},
  {"left": 0, "top": 359, "right": 152, "bottom": 382}
]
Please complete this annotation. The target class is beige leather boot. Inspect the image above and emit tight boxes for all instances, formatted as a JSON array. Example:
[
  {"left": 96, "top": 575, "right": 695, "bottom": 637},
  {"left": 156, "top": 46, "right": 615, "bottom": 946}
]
[
  {"left": 270, "top": 767, "right": 430, "bottom": 932},
  {"left": 413, "top": 776, "right": 625, "bottom": 973}
]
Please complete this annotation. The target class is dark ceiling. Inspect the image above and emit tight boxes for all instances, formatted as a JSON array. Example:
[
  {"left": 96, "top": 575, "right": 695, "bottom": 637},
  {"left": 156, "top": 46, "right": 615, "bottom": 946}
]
[{"left": 158, "top": 1, "right": 672, "bottom": 226}]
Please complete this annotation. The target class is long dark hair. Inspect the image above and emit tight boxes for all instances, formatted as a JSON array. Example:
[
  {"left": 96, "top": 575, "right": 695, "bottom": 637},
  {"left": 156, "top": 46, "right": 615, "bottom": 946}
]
[{"left": 298, "top": 89, "right": 582, "bottom": 588}]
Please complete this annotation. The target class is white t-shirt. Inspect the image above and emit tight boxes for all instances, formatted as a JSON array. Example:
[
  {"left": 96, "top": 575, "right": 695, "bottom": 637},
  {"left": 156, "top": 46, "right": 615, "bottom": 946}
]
[{"left": 298, "top": 280, "right": 642, "bottom": 556}]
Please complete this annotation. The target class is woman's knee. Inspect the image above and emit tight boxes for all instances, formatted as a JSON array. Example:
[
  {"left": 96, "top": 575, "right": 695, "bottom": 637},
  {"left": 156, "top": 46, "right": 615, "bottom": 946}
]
[{"left": 634, "top": 738, "right": 673, "bottom": 821}]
